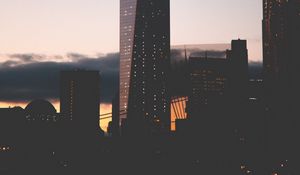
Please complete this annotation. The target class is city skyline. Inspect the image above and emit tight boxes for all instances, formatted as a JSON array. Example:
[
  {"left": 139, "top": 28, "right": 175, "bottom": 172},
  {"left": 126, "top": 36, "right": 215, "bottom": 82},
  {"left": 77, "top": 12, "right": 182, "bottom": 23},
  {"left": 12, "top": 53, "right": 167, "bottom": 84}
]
[
  {"left": 1, "top": 1, "right": 300, "bottom": 173},
  {"left": 0, "top": 0, "right": 263, "bottom": 130}
]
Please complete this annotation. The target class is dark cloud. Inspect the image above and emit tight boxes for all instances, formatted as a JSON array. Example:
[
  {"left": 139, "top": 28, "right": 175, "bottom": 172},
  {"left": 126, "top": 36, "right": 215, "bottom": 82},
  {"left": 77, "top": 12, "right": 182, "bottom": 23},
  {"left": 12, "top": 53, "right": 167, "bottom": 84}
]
[
  {"left": 9, "top": 53, "right": 45, "bottom": 63},
  {"left": 0, "top": 51, "right": 262, "bottom": 105},
  {"left": 66, "top": 53, "right": 89, "bottom": 61},
  {"left": 0, "top": 53, "right": 119, "bottom": 104},
  {"left": 0, "top": 60, "right": 21, "bottom": 68}
]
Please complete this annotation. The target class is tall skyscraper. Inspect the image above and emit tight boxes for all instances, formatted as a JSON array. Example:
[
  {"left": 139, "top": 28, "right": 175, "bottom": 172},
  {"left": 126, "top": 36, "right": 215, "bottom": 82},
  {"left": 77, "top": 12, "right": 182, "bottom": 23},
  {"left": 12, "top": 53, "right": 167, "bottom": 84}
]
[
  {"left": 120, "top": 0, "right": 171, "bottom": 135},
  {"left": 262, "top": 0, "right": 300, "bottom": 154},
  {"left": 263, "top": 0, "right": 300, "bottom": 103},
  {"left": 60, "top": 70, "right": 103, "bottom": 138}
]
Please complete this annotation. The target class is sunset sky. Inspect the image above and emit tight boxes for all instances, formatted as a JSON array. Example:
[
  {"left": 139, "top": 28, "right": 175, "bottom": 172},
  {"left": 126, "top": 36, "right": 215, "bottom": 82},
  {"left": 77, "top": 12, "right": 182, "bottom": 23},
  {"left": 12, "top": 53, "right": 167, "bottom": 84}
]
[
  {"left": 0, "top": 0, "right": 263, "bottom": 130},
  {"left": 0, "top": 0, "right": 262, "bottom": 60}
]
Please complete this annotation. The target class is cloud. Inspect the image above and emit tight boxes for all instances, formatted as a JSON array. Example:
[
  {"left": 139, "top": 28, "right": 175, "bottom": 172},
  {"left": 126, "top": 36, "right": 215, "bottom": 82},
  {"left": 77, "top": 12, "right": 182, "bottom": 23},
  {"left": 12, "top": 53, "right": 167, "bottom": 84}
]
[
  {"left": 0, "top": 53, "right": 119, "bottom": 104},
  {"left": 0, "top": 50, "right": 262, "bottom": 105},
  {"left": 9, "top": 53, "right": 44, "bottom": 63},
  {"left": 170, "top": 47, "right": 228, "bottom": 65}
]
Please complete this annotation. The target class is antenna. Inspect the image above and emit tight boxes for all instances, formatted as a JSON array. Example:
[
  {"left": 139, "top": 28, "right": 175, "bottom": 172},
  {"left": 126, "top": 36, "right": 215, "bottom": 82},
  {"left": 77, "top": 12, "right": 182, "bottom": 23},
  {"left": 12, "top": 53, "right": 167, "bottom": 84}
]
[{"left": 184, "top": 45, "right": 188, "bottom": 63}]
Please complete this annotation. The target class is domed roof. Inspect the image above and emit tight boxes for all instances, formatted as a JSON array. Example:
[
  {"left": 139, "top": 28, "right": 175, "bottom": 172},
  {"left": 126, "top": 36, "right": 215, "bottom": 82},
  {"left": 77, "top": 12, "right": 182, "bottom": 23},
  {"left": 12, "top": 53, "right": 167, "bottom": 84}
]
[{"left": 25, "top": 99, "right": 56, "bottom": 115}]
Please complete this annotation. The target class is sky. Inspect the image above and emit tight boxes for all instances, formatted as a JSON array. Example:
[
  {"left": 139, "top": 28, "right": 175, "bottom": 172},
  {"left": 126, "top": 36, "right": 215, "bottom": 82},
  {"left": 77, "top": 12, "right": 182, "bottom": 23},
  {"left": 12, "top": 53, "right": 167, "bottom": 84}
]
[
  {"left": 0, "top": 0, "right": 262, "bottom": 60},
  {"left": 0, "top": 0, "right": 263, "bottom": 130}
]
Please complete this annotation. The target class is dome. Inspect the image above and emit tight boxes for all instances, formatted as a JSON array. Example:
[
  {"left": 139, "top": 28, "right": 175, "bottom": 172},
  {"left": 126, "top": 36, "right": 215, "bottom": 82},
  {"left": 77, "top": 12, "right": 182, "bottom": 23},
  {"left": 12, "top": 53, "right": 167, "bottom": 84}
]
[{"left": 25, "top": 99, "right": 56, "bottom": 115}]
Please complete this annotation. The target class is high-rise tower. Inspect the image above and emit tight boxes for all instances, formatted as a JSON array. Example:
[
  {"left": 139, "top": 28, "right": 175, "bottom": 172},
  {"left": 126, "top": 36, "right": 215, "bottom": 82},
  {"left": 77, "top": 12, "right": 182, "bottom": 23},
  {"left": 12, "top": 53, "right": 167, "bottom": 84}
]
[
  {"left": 120, "top": 0, "right": 170, "bottom": 135},
  {"left": 263, "top": 0, "right": 300, "bottom": 155},
  {"left": 263, "top": 0, "right": 300, "bottom": 103}
]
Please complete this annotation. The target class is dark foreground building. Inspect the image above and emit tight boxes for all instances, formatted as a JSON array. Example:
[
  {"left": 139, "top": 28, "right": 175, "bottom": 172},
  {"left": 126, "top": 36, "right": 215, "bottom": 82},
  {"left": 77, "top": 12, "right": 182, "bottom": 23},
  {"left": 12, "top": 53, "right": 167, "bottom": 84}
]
[
  {"left": 263, "top": 0, "right": 300, "bottom": 107},
  {"left": 182, "top": 39, "right": 248, "bottom": 134},
  {"left": 60, "top": 70, "right": 103, "bottom": 139},
  {"left": 120, "top": 0, "right": 171, "bottom": 135},
  {"left": 263, "top": 0, "right": 300, "bottom": 168}
]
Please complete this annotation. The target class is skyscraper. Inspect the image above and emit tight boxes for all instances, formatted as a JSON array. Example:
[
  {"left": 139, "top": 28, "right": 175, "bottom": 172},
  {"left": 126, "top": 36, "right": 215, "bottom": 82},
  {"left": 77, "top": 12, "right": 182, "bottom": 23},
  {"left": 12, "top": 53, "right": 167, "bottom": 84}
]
[
  {"left": 60, "top": 70, "right": 103, "bottom": 138},
  {"left": 263, "top": 0, "right": 300, "bottom": 103},
  {"left": 226, "top": 39, "right": 249, "bottom": 102},
  {"left": 262, "top": 0, "right": 300, "bottom": 154},
  {"left": 120, "top": 0, "right": 171, "bottom": 135}
]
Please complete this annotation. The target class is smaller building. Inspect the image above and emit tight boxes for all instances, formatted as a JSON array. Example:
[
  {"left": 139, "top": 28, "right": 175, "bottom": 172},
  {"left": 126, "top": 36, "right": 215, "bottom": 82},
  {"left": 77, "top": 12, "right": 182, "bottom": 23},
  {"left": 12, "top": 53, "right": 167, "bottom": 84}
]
[
  {"left": 25, "top": 99, "right": 58, "bottom": 122},
  {"left": 0, "top": 107, "right": 26, "bottom": 145},
  {"left": 60, "top": 70, "right": 104, "bottom": 140},
  {"left": 187, "top": 56, "right": 229, "bottom": 119}
]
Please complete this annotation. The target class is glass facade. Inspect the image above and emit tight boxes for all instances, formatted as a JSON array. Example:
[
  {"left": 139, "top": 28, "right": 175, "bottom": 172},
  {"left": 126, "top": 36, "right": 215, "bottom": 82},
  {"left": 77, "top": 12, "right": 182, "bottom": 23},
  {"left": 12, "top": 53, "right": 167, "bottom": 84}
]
[
  {"left": 120, "top": 0, "right": 170, "bottom": 134},
  {"left": 120, "top": 0, "right": 138, "bottom": 123}
]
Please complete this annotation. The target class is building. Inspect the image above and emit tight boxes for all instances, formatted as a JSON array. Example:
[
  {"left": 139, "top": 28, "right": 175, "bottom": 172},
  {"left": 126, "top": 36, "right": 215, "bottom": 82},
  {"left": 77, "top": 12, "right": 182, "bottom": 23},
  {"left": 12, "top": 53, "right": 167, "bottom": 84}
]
[
  {"left": 111, "top": 93, "right": 120, "bottom": 136},
  {"left": 120, "top": 0, "right": 171, "bottom": 135},
  {"left": 0, "top": 107, "right": 26, "bottom": 147},
  {"left": 25, "top": 99, "right": 58, "bottom": 122},
  {"left": 182, "top": 40, "right": 249, "bottom": 136},
  {"left": 60, "top": 70, "right": 103, "bottom": 138},
  {"left": 262, "top": 0, "right": 300, "bottom": 156},
  {"left": 263, "top": 0, "right": 300, "bottom": 103},
  {"left": 0, "top": 107, "right": 26, "bottom": 172},
  {"left": 187, "top": 57, "right": 228, "bottom": 119},
  {"left": 226, "top": 39, "right": 249, "bottom": 101}
]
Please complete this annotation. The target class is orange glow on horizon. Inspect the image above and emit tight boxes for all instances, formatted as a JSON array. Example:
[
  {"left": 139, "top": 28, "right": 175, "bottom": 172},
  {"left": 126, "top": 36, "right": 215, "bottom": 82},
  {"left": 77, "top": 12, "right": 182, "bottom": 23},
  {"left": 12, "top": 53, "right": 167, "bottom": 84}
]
[
  {"left": 0, "top": 101, "right": 112, "bottom": 132},
  {"left": 99, "top": 103, "right": 112, "bottom": 132}
]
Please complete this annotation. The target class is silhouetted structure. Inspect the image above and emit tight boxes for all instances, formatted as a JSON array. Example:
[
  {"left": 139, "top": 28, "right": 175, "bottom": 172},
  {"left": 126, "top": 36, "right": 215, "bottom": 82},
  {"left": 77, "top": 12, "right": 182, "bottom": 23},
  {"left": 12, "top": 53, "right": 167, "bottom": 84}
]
[
  {"left": 262, "top": 0, "right": 300, "bottom": 168},
  {"left": 111, "top": 93, "right": 120, "bottom": 136},
  {"left": 120, "top": 0, "right": 171, "bottom": 135},
  {"left": 187, "top": 57, "right": 228, "bottom": 119},
  {"left": 227, "top": 39, "right": 249, "bottom": 101},
  {"left": 25, "top": 99, "right": 58, "bottom": 122},
  {"left": 60, "top": 70, "right": 103, "bottom": 139},
  {"left": 0, "top": 107, "right": 26, "bottom": 147},
  {"left": 0, "top": 107, "right": 26, "bottom": 172},
  {"left": 263, "top": 0, "right": 300, "bottom": 102}
]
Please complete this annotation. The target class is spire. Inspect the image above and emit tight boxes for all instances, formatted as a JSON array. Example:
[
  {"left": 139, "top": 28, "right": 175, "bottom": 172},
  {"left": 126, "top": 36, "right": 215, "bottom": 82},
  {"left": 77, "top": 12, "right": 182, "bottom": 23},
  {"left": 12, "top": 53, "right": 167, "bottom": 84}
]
[{"left": 184, "top": 45, "right": 188, "bottom": 63}]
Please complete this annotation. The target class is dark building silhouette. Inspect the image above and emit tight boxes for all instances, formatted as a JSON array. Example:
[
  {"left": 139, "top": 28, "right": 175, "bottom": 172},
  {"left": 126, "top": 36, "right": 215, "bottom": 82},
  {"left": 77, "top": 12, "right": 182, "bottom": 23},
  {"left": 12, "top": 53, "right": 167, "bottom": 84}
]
[
  {"left": 183, "top": 55, "right": 231, "bottom": 140},
  {"left": 263, "top": 0, "right": 300, "bottom": 101},
  {"left": 111, "top": 93, "right": 120, "bottom": 136},
  {"left": 176, "top": 40, "right": 268, "bottom": 174},
  {"left": 181, "top": 40, "right": 249, "bottom": 139},
  {"left": 120, "top": 0, "right": 171, "bottom": 135},
  {"left": 226, "top": 39, "right": 249, "bottom": 101},
  {"left": 60, "top": 70, "right": 103, "bottom": 139},
  {"left": 0, "top": 107, "right": 27, "bottom": 172},
  {"left": 25, "top": 99, "right": 58, "bottom": 122},
  {"left": 262, "top": 0, "right": 300, "bottom": 164},
  {"left": 187, "top": 57, "right": 228, "bottom": 119},
  {"left": 0, "top": 107, "right": 26, "bottom": 147}
]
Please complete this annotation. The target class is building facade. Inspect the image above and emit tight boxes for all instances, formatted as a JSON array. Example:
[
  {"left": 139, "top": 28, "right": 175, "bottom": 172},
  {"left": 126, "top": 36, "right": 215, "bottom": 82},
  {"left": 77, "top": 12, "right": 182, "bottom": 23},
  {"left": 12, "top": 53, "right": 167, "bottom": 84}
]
[
  {"left": 120, "top": 0, "right": 171, "bottom": 135},
  {"left": 187, "top": 57, "right": 228, "bottom": 118},
  {"left": 263, "top": 0, "right": 300, "bottom": 103},
  {"left": 60, "top": 70, "right": 102, "bottom": 138},
  {"left": 262, "top": 0, "right": 300, "bottom": 154}
]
